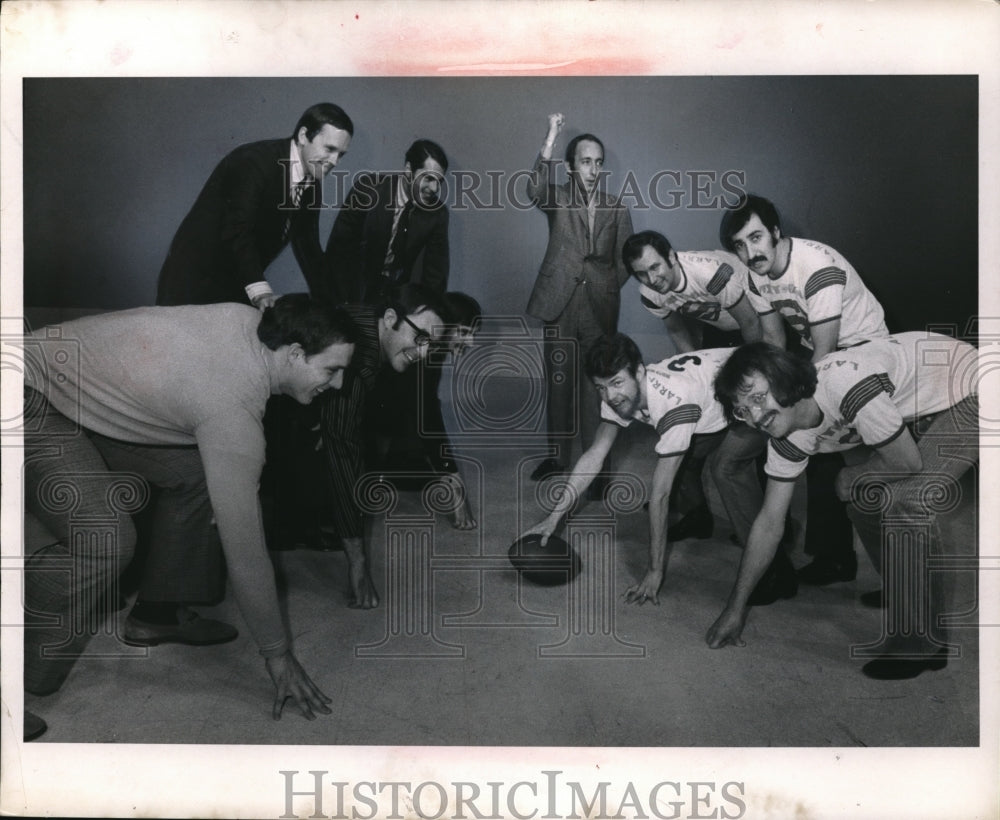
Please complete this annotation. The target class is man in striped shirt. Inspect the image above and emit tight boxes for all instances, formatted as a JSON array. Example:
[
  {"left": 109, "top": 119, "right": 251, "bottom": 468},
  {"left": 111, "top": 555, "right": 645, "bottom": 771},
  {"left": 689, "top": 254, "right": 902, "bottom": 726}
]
[
  {"left": 716, "top": 194, "right": 890, "bottom": 588},
  {"left": 707, "top": 333, "right": 978, "bottom": 679},
  {"left": 622, "top": 230, "right": 781, "bottom": 352},
  {"left": 318, "top": 284, "right": 449, "bottom": 608}
]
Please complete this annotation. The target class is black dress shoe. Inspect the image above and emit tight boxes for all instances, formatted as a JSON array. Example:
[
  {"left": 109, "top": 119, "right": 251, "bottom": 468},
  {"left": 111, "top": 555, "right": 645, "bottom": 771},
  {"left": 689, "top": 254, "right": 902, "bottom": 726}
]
[
  {"left": 748, "top": 548, "right": 798, "bottom": 606},
  {"left": 797, "top": 551, "right": 858, "bottom": 585},
  {"left": 23, "top": 711, "right": 47, "bottom": 742},
  {"left": 859, "top": 589, "right": 884, "bottom": 609},
  {"left": 668, "top": 504, "right": 714, "bottom": 541},
  {"left": 530, "top": 459, "right": 566, "bottom": 481},
  {"left": 861, "top": 649, "right": 948, "bottom": 680}
]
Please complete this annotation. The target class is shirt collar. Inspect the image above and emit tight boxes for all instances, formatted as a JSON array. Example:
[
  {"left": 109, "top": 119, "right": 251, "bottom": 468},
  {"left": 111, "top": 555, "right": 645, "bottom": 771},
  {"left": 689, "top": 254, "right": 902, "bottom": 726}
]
[{"left": 288, "top": 139, "right": 310, "bottom": 191}]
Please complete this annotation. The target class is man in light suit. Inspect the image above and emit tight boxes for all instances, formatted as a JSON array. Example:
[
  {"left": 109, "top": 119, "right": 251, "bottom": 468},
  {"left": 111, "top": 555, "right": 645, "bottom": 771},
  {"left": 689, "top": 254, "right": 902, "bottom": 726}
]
[
  {"left": 323, "top": 139, "right": 450, "bottom": 306},
  {"left": 526, "top": 113, "right": 634, "bottom": 485},
  {"left": 156, "top": 102, "right": 353, "bottom": 308}
]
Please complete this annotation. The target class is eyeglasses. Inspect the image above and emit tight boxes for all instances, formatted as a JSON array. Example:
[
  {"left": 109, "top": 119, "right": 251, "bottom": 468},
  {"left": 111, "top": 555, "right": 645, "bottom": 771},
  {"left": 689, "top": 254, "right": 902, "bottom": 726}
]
[
  {"left": 401, "top": 315, "right": 432, "bottom": 348},
  {"left": 731, "top": 389, "right": 771, "bottom": 422}
]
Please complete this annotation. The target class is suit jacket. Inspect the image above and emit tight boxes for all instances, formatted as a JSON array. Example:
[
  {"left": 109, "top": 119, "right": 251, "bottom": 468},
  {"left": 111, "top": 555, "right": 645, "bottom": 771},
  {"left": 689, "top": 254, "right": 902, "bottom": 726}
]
[
  {"left": 324, "top": 172, "right": 449, "bottom": 305},
  {"left": 156, "top": 139, "right": 324, "bottom": 306},
  {"left": 525, "top": 155, "right": 633, "bottom": 333}
]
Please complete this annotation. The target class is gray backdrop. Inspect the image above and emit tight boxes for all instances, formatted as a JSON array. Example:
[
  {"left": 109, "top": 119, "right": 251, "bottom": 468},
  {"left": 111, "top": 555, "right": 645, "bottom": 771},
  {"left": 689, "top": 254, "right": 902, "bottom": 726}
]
[{"left": 23, "top": 76, "right": 978, "bottom": 359}]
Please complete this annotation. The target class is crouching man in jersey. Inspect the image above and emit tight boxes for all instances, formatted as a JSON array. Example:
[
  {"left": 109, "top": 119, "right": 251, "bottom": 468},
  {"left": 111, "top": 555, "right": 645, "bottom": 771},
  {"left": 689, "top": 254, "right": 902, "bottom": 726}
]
[
  {"left": 706, "top": 333, "right": 979, "bottom": 679},
  {"left": 23, "top": 294, "right": 356, "bottom": 720},
  {"left": 520, "top": 333, "right": 797, "bottom": 607}
]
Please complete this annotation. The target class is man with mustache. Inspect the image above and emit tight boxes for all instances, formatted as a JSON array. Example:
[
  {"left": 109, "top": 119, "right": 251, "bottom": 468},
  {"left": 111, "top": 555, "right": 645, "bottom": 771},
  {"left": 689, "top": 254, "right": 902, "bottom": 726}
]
[
  {"left": 520, "top": 333, "right": 797, "bottom": 607},
  {"left": 717, "top": 194, "right": 889, "bottom": 588},
  {"left": 157, "top": 103, "right": 353, "bottom": 309},
  {"left": 525, "top": 113, "right": 634, "bottom": 491},
  {"left": 706, "top": 333, "right": 978, "bottom": 680}
]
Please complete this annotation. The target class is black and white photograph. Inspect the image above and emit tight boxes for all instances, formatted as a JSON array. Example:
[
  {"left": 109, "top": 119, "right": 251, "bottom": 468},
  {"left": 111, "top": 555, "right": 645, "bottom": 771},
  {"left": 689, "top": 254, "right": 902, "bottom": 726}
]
[{"left": 2, "top": 1, "right": 998, "bottom": 818}]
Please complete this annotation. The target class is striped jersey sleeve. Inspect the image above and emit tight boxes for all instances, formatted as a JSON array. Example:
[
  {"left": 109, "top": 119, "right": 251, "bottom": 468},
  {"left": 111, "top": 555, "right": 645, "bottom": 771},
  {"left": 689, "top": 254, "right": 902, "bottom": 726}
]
[
  {"left": 803, "top": 266, "right": 847, "bottom": 325},
  {"left": 764, "top": 435, "right": 811, "bottom": 481},
  {"left": 653, "top": 403, "right": 702, "bottom": 456}
]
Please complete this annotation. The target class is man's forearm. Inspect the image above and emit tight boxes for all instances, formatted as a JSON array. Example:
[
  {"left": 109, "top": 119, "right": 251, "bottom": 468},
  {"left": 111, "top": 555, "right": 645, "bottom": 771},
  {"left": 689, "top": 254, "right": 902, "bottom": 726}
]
[
  {"left": 725, "top": 512, "right": 784, "bottom": 611},
  {"left": 646, "top": 492, "right": 671, "bottom": 575}
]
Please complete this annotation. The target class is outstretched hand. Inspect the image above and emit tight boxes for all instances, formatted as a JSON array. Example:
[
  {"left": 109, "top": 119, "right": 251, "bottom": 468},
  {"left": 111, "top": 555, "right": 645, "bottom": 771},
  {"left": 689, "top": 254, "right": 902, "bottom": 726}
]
[
  {"left": 705, "top": 606, "right": 749, "bottom": 649},
  {"left": 440, "top": 473, "right": 478, "bottom": 530},
  {"left": 624, "top": 569, "right": 664, "bottom": 606},
  {"left": 342, "top": 537, "right": 379, "bottom": 609},
  {"left": 518, "top": 515, "right": 559, "bottom": 547},
  {"left": 265, "top": 651, "right": 332, "bottom": 720}
]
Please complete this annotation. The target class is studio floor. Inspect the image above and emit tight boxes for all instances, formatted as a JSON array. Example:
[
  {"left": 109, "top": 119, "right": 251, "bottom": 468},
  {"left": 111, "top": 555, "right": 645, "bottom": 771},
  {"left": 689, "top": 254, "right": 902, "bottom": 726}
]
[{"left": 21, "top": 417, "right": 981, "bottom": 748}]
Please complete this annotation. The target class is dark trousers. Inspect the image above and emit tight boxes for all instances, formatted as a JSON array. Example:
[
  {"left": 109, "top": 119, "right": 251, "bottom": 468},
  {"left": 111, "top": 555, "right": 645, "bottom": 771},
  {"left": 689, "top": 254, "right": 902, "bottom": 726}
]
[
  {"left": 543, "top": 286, "right": 606, "bottom": 465},
  {"left": 23, "top": 392, "right": 222, "bottom": 694}
]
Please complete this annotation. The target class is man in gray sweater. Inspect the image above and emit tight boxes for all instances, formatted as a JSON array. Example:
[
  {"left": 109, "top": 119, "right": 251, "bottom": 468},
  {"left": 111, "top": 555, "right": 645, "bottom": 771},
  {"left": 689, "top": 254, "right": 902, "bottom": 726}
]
[{"left": 22, "top": 295, "right": 355, "bottom": 721}]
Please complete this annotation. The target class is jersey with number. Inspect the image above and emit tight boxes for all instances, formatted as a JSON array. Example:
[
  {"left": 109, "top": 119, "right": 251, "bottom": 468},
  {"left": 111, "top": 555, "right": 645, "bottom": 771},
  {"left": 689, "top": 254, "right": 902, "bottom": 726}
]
[
  {"left": 765, "top": 332, "right": 978, "bottom": 481},
  {"left": 601, "top": 348, "right": 734, "bottom": 456},
  {"left": 639, "top": 250, "right": 751, "bottom": 332},
  {"left": 745, "top": 237, "right": 888, "bottom": 349}
]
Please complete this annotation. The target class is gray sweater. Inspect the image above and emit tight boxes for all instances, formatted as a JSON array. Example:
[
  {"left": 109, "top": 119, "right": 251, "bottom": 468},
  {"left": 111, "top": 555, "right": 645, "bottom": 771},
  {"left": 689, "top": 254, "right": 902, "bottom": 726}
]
[{"left": 26, "top": 303, "right": 287, "bottom": 656}]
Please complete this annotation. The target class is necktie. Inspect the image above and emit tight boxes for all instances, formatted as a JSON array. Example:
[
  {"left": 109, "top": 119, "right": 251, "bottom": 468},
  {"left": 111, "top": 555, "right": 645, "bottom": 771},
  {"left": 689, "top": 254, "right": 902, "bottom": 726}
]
[
  {"left": 384, "top": 201, "right": 413, "bottom": 280},
  {"left": 284, "top": 179, "right": 313, "bottom": 242}
]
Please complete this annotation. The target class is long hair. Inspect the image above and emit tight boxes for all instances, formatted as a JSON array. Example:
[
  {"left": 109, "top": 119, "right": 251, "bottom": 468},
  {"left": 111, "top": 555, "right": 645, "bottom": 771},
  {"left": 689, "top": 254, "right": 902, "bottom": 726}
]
[{"left": 714, "top": 342, "right": 817, "bottom": 422}]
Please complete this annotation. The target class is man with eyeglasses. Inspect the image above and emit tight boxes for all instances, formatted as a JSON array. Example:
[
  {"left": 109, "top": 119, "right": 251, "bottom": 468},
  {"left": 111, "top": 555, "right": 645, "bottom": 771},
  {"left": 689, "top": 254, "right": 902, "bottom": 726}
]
[
  {"left": 313, "top": 283, "right": 450, "bottom": 608},
  {"left": 706, "top": 334, "right": 978, "bottom": 680},
  {"left": 716, "top": 194, "right": 890, "bottom": 589},
  {"left": 366, "top": 292, "right": 482, "bottom": 530},
  {"left": 519, "top": 333, "right": 796, "bottom": 608}
]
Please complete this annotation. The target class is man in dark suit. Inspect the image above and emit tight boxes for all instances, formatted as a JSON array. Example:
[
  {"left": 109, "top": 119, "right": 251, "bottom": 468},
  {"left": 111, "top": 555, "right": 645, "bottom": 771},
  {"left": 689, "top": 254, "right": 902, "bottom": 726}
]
[
  {"left": 156, "top": 102, "right": 353, "bottom": 308},
  {"left": 526, "top": 113, "right": 634, "bottom": 483},
  {"left": 323, "top": 139, "right": 450, "bottom": 306}
]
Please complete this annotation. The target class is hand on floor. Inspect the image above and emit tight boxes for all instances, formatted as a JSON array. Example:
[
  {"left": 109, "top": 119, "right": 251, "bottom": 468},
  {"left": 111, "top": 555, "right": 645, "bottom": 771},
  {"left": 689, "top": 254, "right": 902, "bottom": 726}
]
[
  {"left": 705, "top": 605, "right": 749, "bottom": 649},
  {"left": 342, "top": 537, "right": 380, "bottom": 609},
  {"left": 624, "top": 569, "right": 664, "bottom": 606},
  {"left": 440, "top": 473, "right": 477, "bottom": 530},
  {"left": 265, "top": 651, "right": 332, "bottom": 720}
]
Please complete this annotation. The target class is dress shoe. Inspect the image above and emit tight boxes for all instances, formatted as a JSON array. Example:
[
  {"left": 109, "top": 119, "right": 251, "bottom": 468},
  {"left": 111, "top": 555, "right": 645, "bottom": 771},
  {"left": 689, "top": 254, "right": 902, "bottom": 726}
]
[
  {"left": 123, "top": 607, "right": 238, "bottom": 647},
  {"left": 859, "top": 589, "right": 884, "bottom": 609},
  {"left": 748, "top": 549, "right": 798, "bottom": 606},
  {"left": 23, "top": 711, "right": 47, "bottom": 742},
  {"left": 861, "top": 648, "right": 948, "bottom": 680},
  {"left": 668, "top": 504, "right": 714, "bottom": 541},
  {"left": 530, "top": 458, "right": 566, "bottom": 481},
  {"left": 796, "top": 551, "right": 858, "bottom": 585}
]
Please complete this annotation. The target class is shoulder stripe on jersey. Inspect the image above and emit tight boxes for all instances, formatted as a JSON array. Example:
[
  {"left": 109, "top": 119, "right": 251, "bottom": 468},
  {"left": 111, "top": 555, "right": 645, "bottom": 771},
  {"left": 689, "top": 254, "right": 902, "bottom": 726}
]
[
  {"left": 840, "top": 372, "right": 896, "bottom": 422},
  {"left": 706, "top": 263, "right": 735, "bottom": 295},
  {"left": 764, "top": 472, "right": 800, "bottom": 483},
  {"left": 870, "top": 423, "right": 906, "bottom": 449},
  {"left": 748, "top": 276, "right": 762, "bottom": 296},
  {"left": 770, "top": 436, "right": 809, "bottom": 462},
  {"left": 640, "top": 294, "right": 658, "bottom": 310},
  {"left": 655, "top": 404, "right": 702, "bottom": 437},
  {"left": 804, "top": 267, "right": 847, "bottom": 299}
]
